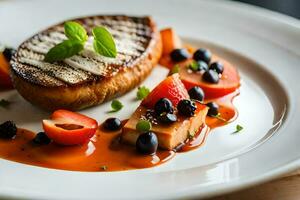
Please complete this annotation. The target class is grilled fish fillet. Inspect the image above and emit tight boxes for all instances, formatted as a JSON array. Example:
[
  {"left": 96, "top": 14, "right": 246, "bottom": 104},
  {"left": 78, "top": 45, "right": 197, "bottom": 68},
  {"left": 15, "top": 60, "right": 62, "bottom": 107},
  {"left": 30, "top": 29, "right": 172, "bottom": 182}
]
[{"left": 11, "top": 15, "right": 162, "bottom": 111}]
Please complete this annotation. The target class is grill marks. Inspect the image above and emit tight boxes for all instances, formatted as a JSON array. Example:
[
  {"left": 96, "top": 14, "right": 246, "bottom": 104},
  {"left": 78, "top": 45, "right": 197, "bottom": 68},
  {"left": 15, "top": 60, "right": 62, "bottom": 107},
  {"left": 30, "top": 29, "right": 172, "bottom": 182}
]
[
  {"left": 20, "top": 57, "right": 92, "bottom": 84},
  {"left": 12, "top": 16, "right": 153, "bottom": 87}
]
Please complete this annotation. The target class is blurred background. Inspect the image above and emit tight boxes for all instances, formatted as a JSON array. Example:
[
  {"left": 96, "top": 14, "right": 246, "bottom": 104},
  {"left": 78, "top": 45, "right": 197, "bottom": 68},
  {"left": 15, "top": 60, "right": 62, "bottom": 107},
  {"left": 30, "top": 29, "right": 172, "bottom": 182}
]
[{"left": 233, "top": 0, "right": 300, "bottom": 19}]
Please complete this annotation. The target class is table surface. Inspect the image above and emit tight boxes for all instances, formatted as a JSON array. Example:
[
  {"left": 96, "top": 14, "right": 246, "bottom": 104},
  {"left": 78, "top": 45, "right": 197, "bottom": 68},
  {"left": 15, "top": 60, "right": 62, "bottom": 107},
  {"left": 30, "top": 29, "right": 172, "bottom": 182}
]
[
  {"left": 232, "top": 0, "right": 300, "bottom": 19},
  {"left": 207, "top": 2, "right": 300, "bottom": 199},
  {"left": 207, "top": 170, "right": 300, "bottom": 200}
]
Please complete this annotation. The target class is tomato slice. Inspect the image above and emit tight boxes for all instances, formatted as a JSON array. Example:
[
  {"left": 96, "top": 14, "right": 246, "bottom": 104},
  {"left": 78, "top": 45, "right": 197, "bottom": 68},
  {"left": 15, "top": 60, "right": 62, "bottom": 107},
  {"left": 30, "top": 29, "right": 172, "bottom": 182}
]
[
  {"left": 179, "top": 56, "right": 240, "bottom": 99},
  {"left": 0, "top": 53, "right": 13, "bottom": 89},
  {"left": 158, "top": 27, "right": 240, "bottom": 98},
  {"left": 42, "top": 110, "right": 98, "bottom": 145},
  {"left": 142, "top": 73, "right": 189, "bottom": 108},
  {"left": 160, "top": 28, "right": 182, "bottom": 56}
]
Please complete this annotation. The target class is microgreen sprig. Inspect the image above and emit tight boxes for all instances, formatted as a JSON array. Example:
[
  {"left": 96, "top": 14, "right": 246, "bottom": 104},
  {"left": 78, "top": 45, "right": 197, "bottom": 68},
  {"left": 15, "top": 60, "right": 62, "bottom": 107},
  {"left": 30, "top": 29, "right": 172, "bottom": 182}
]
[
  {"left": 110, "top": 100, "right": 123, "bottom": 112},
  {"left": 0, "top": 99, "right": 11, "bottom": 109},
  {"left": 211, "top": 113, "right": 227, "bottom": 123},
  {"left": 136, "top": 120, "right": 152, "bottom": 133},
  {"left": 136, "top": 86, "right": 150, "bottom": 100},
  {"left": 170, "top": 65, "right": 180, "bottom": 74},
  {"left": 232, "top": 124, "right": 243, "bottom": 134}
]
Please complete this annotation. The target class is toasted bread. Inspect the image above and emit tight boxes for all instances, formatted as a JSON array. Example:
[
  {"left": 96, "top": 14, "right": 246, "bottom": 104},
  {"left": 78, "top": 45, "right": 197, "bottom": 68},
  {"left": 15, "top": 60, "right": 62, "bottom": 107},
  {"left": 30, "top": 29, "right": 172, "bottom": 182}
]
[{"left": 11, "top": 15, "right": 162, "bottom": 110}]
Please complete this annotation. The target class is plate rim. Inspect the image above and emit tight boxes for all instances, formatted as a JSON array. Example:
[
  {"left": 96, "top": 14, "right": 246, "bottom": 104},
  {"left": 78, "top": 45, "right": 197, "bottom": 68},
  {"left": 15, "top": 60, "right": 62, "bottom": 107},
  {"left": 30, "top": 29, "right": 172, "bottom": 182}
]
[{"left": 0, "top": 0, "right": 300, "bottom": 199}]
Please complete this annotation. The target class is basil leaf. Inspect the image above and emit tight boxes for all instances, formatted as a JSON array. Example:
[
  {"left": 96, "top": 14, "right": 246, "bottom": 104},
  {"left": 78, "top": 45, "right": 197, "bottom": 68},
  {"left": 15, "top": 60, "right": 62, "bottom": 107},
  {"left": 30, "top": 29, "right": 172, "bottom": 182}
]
[
  {"left": 110, "top": 100, "right": 123, "bottom": 112},
  {"left": 0, "top": 99, "right": 10, "bottom": 108},
  {"left": 44, "top": 40, "right": 84, "bottom": 63},
  {"left": 136, "top": 120, "right": 152, "bottom": 133},
  {"left": 64, "top": 21, "right": 88, "bottom": 43},
  {"left": 136, "top": 86, "right": 150, "bottom": 100},
  {"left": 92, "top": 26, "right": 117, "bottom": 58}
]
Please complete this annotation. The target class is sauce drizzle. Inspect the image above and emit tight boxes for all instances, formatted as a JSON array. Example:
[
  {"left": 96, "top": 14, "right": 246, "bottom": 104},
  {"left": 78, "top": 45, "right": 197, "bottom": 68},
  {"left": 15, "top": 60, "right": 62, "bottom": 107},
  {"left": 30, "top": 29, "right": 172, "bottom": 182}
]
[
  {"left": 0, "top": 128, "right": 175, "bottom": 172},
  {"left": 0, "top": 94, "right": 237, "bottom": 172},
  {"left": 0, "top": 46, "right": 239, "bottom": 171}
]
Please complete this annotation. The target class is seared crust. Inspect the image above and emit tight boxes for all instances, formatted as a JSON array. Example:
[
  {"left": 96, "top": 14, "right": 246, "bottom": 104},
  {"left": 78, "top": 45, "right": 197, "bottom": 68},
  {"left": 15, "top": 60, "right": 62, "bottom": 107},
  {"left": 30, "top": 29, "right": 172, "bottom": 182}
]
[{"left": 11, "top": 16, "right": 162, "bottom": 111}]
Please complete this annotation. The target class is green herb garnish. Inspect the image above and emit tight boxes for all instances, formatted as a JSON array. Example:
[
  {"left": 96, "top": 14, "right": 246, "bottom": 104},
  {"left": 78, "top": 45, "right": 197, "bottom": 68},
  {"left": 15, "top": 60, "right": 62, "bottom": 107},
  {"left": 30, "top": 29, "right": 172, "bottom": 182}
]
[
  {"left": 0, "top": 99, "right": 10, "bottom": 108},
  {"left": 64, "top": 21, "right": 88, "bottom": 43},
  {"left": 188, "top": 131, "right": 195, "bottom": 139},
  {"left": 45, "top": 21, "right": 87, "bottom": 63},
  {"left": 232, "top": 124, "right": 243, "bottom": 134},
  {"left": 136, "top": 120, "right": 152, "bottom": 132},
  {"left": 211, "top": 113, "right": 227, "bottom": 123},
  {"left": 170, "top": 65, "right": 180, "bottom": 74},
  {"left": 100, "top": 165, "right": 107, "bottom": 171},
  {"left": 110, "top": 100, "right": 123, "bottom": 112},
  {"left": 136, "top": 86, "right": 150, "bottom": 100},
  {"left": 188, "top": 61, "right": 199, "bottom": 71},
  {"left": 45, "top": 21, "right": 117, "bottom": 63},
  {"left": 44, "top": 40, "right": 84, "bottom": 63},
  {"left": 92, "top": 26, "right": 117, "bottom": 58}
]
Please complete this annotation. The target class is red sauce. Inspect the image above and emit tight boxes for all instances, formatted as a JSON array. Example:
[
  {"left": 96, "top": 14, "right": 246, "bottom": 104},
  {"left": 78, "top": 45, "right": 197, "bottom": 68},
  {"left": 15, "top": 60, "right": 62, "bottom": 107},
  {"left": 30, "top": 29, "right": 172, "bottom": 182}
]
[
  {"left": 0, "top": 46, "right": 239, "bottom": 172},
  {"left": 205, "top": 91, "right": 239, "bottom": 128},
  {"left": 0, "top": 128, "right": 175, "bottom": 172},
  {"left": 179, "top": 124, "right": 210, "bottom": 152},
  {"left": 0, "top": 94, "right": 237, "bottom": 172},
  {"left": 179, "top": 91, "right": 238, "bottom": 152}
]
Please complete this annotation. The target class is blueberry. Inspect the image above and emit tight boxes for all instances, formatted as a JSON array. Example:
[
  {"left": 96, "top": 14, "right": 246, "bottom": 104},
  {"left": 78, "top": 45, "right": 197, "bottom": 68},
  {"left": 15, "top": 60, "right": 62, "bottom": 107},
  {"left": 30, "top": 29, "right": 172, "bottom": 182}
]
[
  {"left": 193, "top": 48, "right": 211, "bottom": 64},
  {"left": 33, "top": 132, "right": 51, "bottom": 145},
  {"left": 0, "top": 121, "right": 17, "bottom": 139},
  {"left": 3, "top": 48, "right": 16, "bottom": 61},
  {"left": 103, "top": 118, "right": 122, "bottom": 131},
  {"left": 170, "top": 48, "right": 190, "bottom": 62},
  {"left": 177, "top": 99, "right": 197, "bottom": 117},
  {"left": 188, "top": 86, "right": 204, "bottom": 101},
  {"left": 197, "top": 61, "right": 209, "bottom": 71},
  {"left": 136, "top": 131, "right": 158, "bottom": 154},
  {"left": 157, "top": 113, "right": 177, "bottom": 124},
  {"left": 203, "top": 69, "right": 219, "bottom": 83},
  {"left": 206, "top": 102, "right": 219, "bottom": 116},
  {"left": 154, "top": 98, "right": 174, "bottom": 115},
  {"left": 210, "top": 61, "right": 224, "bottom": 74}
]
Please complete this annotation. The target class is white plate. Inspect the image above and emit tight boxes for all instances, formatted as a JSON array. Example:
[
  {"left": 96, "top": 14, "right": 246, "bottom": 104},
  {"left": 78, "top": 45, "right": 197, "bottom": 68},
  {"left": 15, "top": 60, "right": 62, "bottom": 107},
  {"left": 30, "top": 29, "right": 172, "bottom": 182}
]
[{"left": 0, "top": 0, "right": 300, "bottom": 199}]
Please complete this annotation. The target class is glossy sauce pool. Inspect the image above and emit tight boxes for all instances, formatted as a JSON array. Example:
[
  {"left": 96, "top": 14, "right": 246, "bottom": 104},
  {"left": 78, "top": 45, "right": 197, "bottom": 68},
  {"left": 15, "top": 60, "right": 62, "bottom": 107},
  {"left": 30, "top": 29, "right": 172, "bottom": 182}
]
[
  {"left": 0, "top": 49, "right": 239, "bottom": 172},
  {"left": 0, "top": 128, "right": 175, "bottom": 171},
  {"left": 0, "top": 92, "right": 237, "bottom": 172}
]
